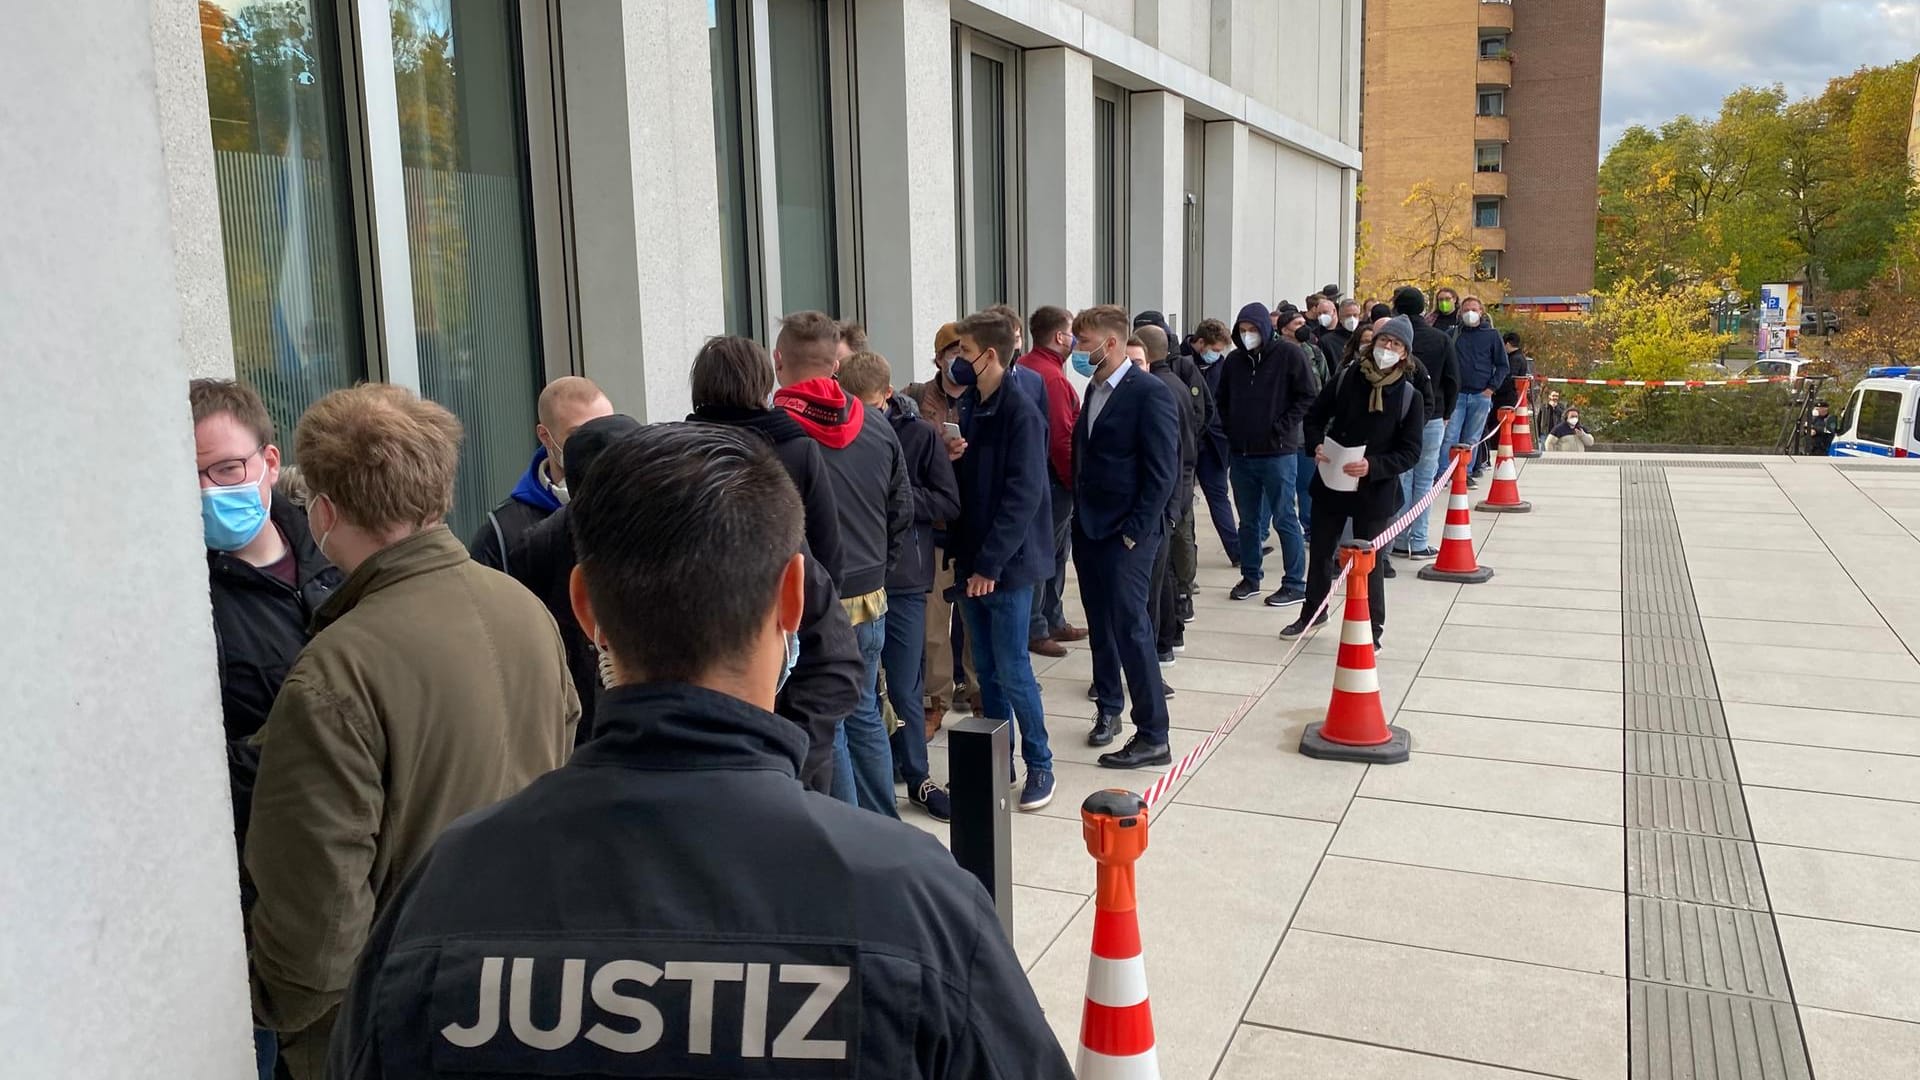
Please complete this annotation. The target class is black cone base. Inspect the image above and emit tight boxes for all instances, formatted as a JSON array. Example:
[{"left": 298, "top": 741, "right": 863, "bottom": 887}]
[
  {"left": 1301, "top": 722, "right": 1411, "bottom": 764},
  {"left": 1419, "top": 564, "right": 1494, "bottom": 583}
]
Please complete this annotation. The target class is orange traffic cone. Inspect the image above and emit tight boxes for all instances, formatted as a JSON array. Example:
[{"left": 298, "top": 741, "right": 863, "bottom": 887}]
[
  {"left": 1419, "top": 445, "right": 1495, "bottom": 584},
  {"left": 1077, "top": 790, "right": 1159, "bottom": 1080},
  {"left": 1512, "top": 376, "right": 1542, "bottom": 458},
  {"left": 1301, "top": 544, "right": 1410, "bottom": 763},
  {"left": 1476, "top": 406, "right": 1532, "bottom": 513}
]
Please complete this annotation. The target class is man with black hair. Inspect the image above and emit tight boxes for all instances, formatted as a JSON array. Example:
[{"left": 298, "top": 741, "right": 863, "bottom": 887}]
[
  {"left": 1017, "top": 304, "right": 1086, "bottom": 658},
  {"left": 328, "top": 424, "right": 1071, "bottom": 1080},
  {"left": 1189, "top": 318, "right": 1242, "bottom": 566}
]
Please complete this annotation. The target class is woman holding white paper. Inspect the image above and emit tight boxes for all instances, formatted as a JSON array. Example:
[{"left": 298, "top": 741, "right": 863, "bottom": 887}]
[{"left": 1279, "top": 315, "right": 1427, "bottom": 650}]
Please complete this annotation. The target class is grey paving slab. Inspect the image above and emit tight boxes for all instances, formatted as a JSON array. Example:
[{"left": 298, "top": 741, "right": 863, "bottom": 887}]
[
  {"left": 1175, "top": 718, "right": 1368, "bottom": 823},
  {"left": 1629, "top": 982, "right": 1812, "bottom": 1080},
  {"left": 1732, "top": 740, "right": 1920, "bottom": 803},
  {"left": 1405, "top": 710, "right": 1623, "bottom": 770},
  {"left": 1706, "top": 640, "right": 1920, "bottom": 683},
  {"left": 1294, "top": 856, "right": 1625, "bottom": 975},
  {"left": 1041, "top": 648, "right": 1279, "bottom": 696},
  {"left": 1420, "top": 649, "right": 1624, "bottom": 693},
  {"left": 1246, "top": 931, "right": 1627, "bottom": 1080},
  {"left": 1626, "top": 693, "right": 1728, "bottom": 737},
  {"left": 1328, "top": 798, "right": 1622, "bottom": 890},
  {"left": 1757, "top": 844, "right": 1920, "bottom": 932},
  {"left": 1743, "top": 786, "right": 1920, "bottom": 860},
  {"left": 1361, "top": 752, "right": 1624, "bottom": 825},
  {"left": 1022, "top": 804, "right": 1333, "bottom": 1080},
  {"left": 1773, "top": 915, "right": 1920, "bottom": 1023},
  {"left": 1011, "top": 885, "right": 1088, "bottom": 970},
  {"left": 1433, "top": 624, "right": 1622, "bottom": 660},
  {"left": 1626, "top": 775, "right": 1752, "bottom": 839},
  {"left": 1008, "top": 811, "right": 1096, "bottom": 895},
  {"left": 1213, "top": 1027, "right": 1552, "bottom": 1080},
  {"left": 1455, "top": 566, "right": 1624, "bottom": 592},
  {"left": 1723, "top": 701, "right": 1920, "bottom": 756},
  {"left": 1715, "top": 670, "right": 1919, "bottom": 717},
  {"left": 1629, "top": 732, "right": 1741, "bottom": 782},
  {"left": 1797, "top": 1006, "right": 1920, "bottom": 1080},
  {"left": 1404, "top": 677, "right": 1623, "bottom": 728},
  {"left": 1628, "top": 896, "right": 1792, "bottom": 998},
  {"left": 1459, "top": 583, "right": 1625, "bottom": 612},
  {"left": 1626, "top": 829, "right": 1770, "bottom": 910}
]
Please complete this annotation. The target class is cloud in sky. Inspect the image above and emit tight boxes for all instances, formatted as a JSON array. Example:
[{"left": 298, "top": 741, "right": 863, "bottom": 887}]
[{"left": 1603, "top": 0, "right": 1920, "bottom": 149}]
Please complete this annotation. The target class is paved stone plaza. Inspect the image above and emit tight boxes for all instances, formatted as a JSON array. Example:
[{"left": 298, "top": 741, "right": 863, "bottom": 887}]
[{"left": 912, "top": 455, "right": 1920, "bottom": 1079}]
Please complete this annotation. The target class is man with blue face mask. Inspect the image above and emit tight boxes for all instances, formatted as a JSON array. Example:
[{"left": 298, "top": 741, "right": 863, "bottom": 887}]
[{"left": 191, "top": 378, "right": 345, "bottom": 1078}]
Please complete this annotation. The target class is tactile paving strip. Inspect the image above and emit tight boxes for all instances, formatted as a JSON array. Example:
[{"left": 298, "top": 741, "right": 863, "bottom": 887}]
[
  {"left": 1619, "top": 466, "right": 1812, "bottom": 1079},
  {"left": 1531, "top": 457, "right": 1769, "bottom": 469}
]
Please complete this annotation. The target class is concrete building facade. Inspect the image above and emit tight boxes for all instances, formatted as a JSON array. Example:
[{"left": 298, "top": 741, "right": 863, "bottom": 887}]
[
  {"left": 1359, "top": 0, "right": 1604, "bottom": 304},
  {"left": 1, "top": 1, "right": 1360, "bottom": 1074}
]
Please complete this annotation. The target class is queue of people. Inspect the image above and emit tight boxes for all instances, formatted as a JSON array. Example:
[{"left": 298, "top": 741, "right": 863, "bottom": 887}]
[{"left": 197, "top": 285, "right": 1493, "bottom": 1079}]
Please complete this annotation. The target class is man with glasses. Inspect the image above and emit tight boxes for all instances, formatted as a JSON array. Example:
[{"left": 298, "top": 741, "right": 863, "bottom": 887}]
[{"left": 191, "top": 378, "right": 345, "bottom": 1077}]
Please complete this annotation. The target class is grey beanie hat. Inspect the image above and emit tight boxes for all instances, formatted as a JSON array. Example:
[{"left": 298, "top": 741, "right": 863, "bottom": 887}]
[{"left": 1375, "top": 314, "right": 1416, "bottom": 348}]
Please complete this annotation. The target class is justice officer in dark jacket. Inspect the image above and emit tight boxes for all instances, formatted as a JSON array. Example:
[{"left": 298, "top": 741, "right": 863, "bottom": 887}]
[
  {"left": 1215, "top": 301, "right": 1316, "bottom": 607},
  {"left": 327, "top": 423, "right": 1071, "bottom": 1080},
  {"left": 1281, "top": 315, "right": 1426, "bottom": 649},
  {"left": 192, "top": 379, "right": 344, "bottom": 886},
  {"left": 1071, "top": 306, "right": 1180, "bottom": 770},
  {"left": 1135, "top": 309, "right": 1214, "bottom": 620}
]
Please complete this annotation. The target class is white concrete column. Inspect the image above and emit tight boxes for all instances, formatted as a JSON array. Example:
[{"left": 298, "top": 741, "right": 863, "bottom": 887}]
[
  {"left": 1339, "top": 166, "right": 1359, "bottom": 297},
  {"left": 1024, "top": 47, "right": 1096, "bottom": 312},
  {"left": 150, "top": 0, "right": 237, "bottom": 378},
  {"left": 559, "top": 0, "right": 724, "bottom": 423},
  {"left": 1202, "top": 119, "right": 1250, "bottom": 319},
  {"left": 1128, "top": 90, "right": 1186, "bottom": 319},
  {"left": 2, "top": 2, "right": 253, "bottom": 1075},
  {"left": 854, "top": 0, "right": 960, "bottom": 384}
]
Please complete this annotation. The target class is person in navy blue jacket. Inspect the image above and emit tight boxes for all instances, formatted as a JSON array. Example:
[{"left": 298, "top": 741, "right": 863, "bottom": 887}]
[
  {"left": 948, "top": 309, "right": 1058, "bottom": 812},
  {"left": 1443, "top": 295, "right": 1510, "bottom": 479},
  {"left": 1069, "top": 305, "right": 1181, "bottom": 770}
]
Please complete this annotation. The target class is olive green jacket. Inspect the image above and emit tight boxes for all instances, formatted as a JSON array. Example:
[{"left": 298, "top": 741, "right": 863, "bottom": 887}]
[{"left": 244, "top": 525, "right": 578, "bottom": 1074}]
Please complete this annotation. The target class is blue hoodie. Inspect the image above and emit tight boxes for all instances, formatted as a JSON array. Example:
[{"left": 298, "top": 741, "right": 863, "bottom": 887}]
[{"left": 509, "top": 446, "right": 564, "bottom": 514}]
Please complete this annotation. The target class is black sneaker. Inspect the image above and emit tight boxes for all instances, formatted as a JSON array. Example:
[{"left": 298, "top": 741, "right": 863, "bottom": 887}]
[
  {"left": 1279, "top": 609, "right": 1330, "bottom": 638},
  {"left": 1178, "top": 598, "right": 1195, "bottom": 624},
  {"left": 1230, "top": 579, "right": 1260, "bottom": 601},
  {"left": 1383, "top": 561, "right": 1397, "bottom": 579},
  {"left": 1157, "top": 650, "right": 1175, "bottom": 667},
  {"left": 1264, "top": 587, "right": 1307, "bottom": 608},
  {"left": 909, "top": 779, "right": 952, "bottom": 822},
  {"left": 1373, "top": 630, "right": 1385, "bottom": 653},
  {"left": 1409, "top": 547, "right": 1440, "bottom": 560},
  {"left": 1086, "top": 682, "right": 1099, "bottom": 702},
  {"left": 1164, "top": 683, "right": 1177, "bottom": 699}
]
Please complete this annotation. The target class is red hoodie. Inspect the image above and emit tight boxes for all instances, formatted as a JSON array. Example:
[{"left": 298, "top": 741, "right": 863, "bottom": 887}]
[
  {"left": 1017, "top": 345, "right": 1080, "bottom": 489},
  {"left": 774, "top": 377, "right": 863, "bottom": 450}
]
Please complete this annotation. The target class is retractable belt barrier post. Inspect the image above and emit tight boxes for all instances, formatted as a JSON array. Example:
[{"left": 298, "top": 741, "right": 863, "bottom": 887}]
[
  {"left": 1420, "top": 445, "right": 1495, "bottom": 583},
  {"left": 1476, "top": 406, "right": 1532, "bottom": 514},
  {"left": 1299, "top": 543, "right": 1410, "bottom": 764},
  {"left": 1076, "top": 790, "right": 1159, "bottom": 1080},
  {"left": 1512, "top": 376, "right": 1541, "bottom": 458}
]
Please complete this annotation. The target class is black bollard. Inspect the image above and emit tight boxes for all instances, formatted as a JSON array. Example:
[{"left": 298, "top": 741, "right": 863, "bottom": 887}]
[{"left": 947, "top": 715, "right": 1013, "bottom": 937}]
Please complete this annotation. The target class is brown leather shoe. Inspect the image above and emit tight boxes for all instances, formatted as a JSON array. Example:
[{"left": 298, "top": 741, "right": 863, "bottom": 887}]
[
  {"left": 1029, "top": 636, "right": 1068, "bottom": 658},
  {"left": 1050, "top": 624, "right": 1090, "bottom": 643},
  {"left": 924, "top": 705, "right": 946, "bottom": 741}
]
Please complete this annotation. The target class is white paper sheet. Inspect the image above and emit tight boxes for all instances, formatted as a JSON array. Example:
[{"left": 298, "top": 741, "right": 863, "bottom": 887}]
[{"left": 1316, "top": 437, "right": 1365, "bottom": 492}]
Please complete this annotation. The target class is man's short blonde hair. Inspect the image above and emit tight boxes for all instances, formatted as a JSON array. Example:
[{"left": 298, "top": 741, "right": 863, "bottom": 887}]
[
  {"left": 537, "top": 375, "right": 607, "bottom": 430},
  {"left": 1072, "top": 304, "right": 1132, "bottom": 345},
  {"left": 295, "top": 384, "right": 463, "bottom": 531},
  {"left": 837, "top": 351, "right": 892, "bottom": 400},
  {"left": 776, "top": 311, "right": 842, "bottom": 374}
]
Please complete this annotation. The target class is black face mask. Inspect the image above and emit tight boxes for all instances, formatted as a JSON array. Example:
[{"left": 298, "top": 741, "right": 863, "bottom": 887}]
[{"left": 1294, "top": 326, "right": 1314, "bottom": 344}]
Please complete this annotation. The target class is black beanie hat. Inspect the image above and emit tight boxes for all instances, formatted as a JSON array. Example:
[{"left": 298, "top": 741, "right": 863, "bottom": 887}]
[{"left": 1392, "top": 285, "right": 1427, "bottom": 317}]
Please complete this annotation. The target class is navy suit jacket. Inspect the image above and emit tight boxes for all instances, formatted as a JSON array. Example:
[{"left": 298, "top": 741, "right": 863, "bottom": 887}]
[{"left": 1071, "top": 364, "right": 1181, "bottom": 544}]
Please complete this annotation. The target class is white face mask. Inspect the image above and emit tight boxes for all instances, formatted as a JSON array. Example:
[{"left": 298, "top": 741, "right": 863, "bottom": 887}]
[
  {"left": 1341, "top": 316, "right": 1360, "bottom": 332},
  {"left": 1463, "top": 310, "right": 1483, "bottom": 327},
  {"left": 1372, "top": 344, "right": 1403, "bottom": 370},
  {"left": 1317, "top": 312, "right": 1335, "bottom": 328},
  {"left": 1239, "top": 331, "right": 1261, "bottom": 352},
  {"left": 550, "top": 478, "right": 571, "bottom": 505}
]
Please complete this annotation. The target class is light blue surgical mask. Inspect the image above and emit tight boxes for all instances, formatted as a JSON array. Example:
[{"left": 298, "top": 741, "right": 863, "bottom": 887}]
[
  {"left": 1069, "top": 350, "right": 1096, "bottom": 378},
  {"left": 1199, "top": 349, "right": 1224, "bottom": 366},
  {"left": 777, "top": 629, "right": 801, "bottom": 694},
  {"left": 201, "top": 481, "right": 268, "bottom": 552}
]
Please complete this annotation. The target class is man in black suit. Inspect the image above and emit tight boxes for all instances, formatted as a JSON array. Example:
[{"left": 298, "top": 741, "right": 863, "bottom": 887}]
[{"left": 1070, "top": 305, "right": 1181, "bottom": 769}]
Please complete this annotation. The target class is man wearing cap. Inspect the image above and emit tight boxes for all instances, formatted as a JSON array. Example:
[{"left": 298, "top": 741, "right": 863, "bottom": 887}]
[
  {"left": 907, "top": 322, "right": 982, "bottom": 732},
  {"left": 1280, "top": 315, "right": 1425, "bottom": 650}
]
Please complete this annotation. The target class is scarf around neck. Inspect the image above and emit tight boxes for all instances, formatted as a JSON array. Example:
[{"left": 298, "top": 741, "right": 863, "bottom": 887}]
[{"left": 1357, "top": 354, "right": 1406, "bottom": 412}]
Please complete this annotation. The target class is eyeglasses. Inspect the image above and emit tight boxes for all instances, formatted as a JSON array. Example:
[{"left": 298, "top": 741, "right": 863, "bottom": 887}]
[{"left": 199, "top": 444, "right": 264, "bottom": 486}]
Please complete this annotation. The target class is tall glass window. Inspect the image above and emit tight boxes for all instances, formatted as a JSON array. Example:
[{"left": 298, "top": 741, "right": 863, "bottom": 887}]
[
  {"left": 768, "top": 0, "right": 840, "bottom": 316},
  {"left": 968, "top": 53, "right": 1009, "bottom": 307},
  {"left": 391, "top": 0, "right": 544, "bottom": 538},
  {"left": 1094, "top": 96, "right": 1117, "bottom": 303},
  {"left": 201, "top": 0, "right": 366, "bottom": 449},
  {"left": 709, "top": 0, "right": 757, "bottom": 335}
]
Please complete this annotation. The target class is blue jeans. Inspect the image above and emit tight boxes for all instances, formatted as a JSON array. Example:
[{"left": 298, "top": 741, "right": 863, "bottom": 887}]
[
  {"left": 832, "top": 616, "right": 899, "bottom": 817},
  {"left": 1444, "top": 393, "right": 1493, "bottom": 473},
  {"left": 882, "top": 589, "right": 931, "bottom": 788},
  {"left": 1197, "top": 441, "right": 1239, "bottom": 562},
  {"left": 1397, "top": 417, "right": 1447, "bottom": 551},
  {"left": 254, "top": 1029, "right": 276, "bottom": 1080},
  {"left": 1229, "top": 454, "right": 1305, "bottom": 590},
  {"left": 1294, "top": 450, "right": 1316, "bottom": 535},
  {"left": 960, "top": 585, "right": 1053, "bottom": 771}
]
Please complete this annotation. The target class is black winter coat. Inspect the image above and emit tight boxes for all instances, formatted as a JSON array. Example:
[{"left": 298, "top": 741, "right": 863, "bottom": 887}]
[
  {"left": 689, "top": 404, "right": 846, "bottom": 586},
  {"left": 1408, "top": 324, "right": 1462, "bottom": 422},
  {"left": 208, "top": 497, "right": 343, "bottom": 850},
  {"left": 884, "top": 396, "right": 962, "bottom": 593},
  {"left": 328, "top": 683, "right": 1073, "bottom": 1080},
  {"left": 466, "top": 494, "right": 551, "bottom": 577},
  {"left": 1304, "top": 366, "right": 1427, "bottom": 521},
  {"left": 1215, "top": 336, "right": 1318, "bottom": 457},
  {"left": 1148, "top": 359, "right": 1200, "bottom": 517}
]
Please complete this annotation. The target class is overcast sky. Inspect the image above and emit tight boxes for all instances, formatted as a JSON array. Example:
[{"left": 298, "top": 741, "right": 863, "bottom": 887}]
[{"left": 1602, "top": 0, "right": 1920, "bottom": 150}]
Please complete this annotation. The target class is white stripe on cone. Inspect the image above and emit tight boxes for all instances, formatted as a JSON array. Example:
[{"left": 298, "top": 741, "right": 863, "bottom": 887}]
[
  {"left": 1495, "top": 457, "right": 1517, "bottom": 480},
  {"left": 1340, "top": 619, "right": 1373, "bottom": 646},
  {"left": 1448, "top": 494, "right": 1470, "bottom": 510},
  {"left": 1084, "top": 954, "right": 1151, "bottom": 1009},
  {"left": 1077, "top": 1047, "right": 1161, "bottom": 1080},
  {"left": 1333, "top": 663, "right": 1379, "bottom": 694},
  {"left": 1443, "top": 523, "right": 1474, "bottom": 541}
]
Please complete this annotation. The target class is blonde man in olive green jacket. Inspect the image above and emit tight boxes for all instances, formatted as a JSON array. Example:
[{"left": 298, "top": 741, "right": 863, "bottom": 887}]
[{"left": 244, "top": 385, "right": 579, "bottom": 1078}]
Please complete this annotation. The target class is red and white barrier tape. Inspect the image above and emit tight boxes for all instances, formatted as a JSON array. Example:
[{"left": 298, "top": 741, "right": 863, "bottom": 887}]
[
  {"left": 1137, "top": 430, "right": 1481, "bottom": 811},
  {"left": 1541, "top": 376, "right": 1788, "bottom": 388}
]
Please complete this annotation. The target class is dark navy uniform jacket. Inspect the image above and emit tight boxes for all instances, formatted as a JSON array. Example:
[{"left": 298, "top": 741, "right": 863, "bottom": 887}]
[{"left": 328, "top": 682, "right": 1072, "bottom": 1079}]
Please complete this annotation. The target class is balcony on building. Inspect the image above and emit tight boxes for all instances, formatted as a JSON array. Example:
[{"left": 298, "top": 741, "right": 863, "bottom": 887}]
[
  {"left": 1473, "top": 170, "right": 1508, "bottom": 196},
  {"left": 1473, "top": 226, "right": 1507, "bottom": 253},
  {"left": 1479, "top": 0, "right": 1515, "bottom": 31},
  {"left": 1475, "top": 114, "right": 1510, "bottom": 142},
  {"left": 1477, "top": 56, "right": 1512, "bottom": 88}
]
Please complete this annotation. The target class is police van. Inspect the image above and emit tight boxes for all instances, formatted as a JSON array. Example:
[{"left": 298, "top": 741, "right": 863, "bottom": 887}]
[{"left": 1831, "top": 367, "right": 1920, "bottom": 459}]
